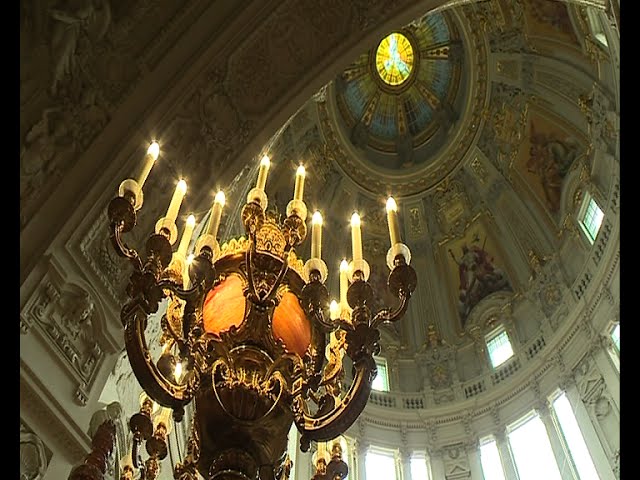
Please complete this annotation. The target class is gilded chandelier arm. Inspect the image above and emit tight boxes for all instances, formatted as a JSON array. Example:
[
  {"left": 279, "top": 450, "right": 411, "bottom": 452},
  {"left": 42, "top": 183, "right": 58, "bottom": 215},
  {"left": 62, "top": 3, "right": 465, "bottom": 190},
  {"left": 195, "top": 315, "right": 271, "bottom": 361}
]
[
  {"left": 122, "top": 302, "right": 195, "bottom": 409},
  {"left": 372, "top": 256, "right": 417, "bottom": 328},
  {"left": 293, "top": 352, "right": 377, "bottom": 452},
  {"left": 108, "top": 196, "right": 143, "bottom": 268},
  {"left": 300, "top": 270, "right": 333, "bottom": 331},
  {"left": 371, "top": 293, "right": 409, "bottom": 328}
]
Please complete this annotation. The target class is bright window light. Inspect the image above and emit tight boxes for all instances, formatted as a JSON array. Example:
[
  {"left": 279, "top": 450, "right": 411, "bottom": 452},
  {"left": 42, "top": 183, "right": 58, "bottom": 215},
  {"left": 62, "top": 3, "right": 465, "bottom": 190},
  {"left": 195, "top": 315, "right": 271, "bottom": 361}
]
[
  {"left": 479, "top": 439, "right": 507, "bottom": 480},
  {"left": 372, "top": 357, "right": 389, "bottom": 392},
  {"left": 610, "top": 323, "right": 620, "bottom": 351},
  {"left": 486, "top": 331, "right": 514, "bottom": 368},
  {"left": 552, "top": 392, "right": 600, "bottom": 480},
  {"left": 410, "top": 454, "right": 431, "bottom": 480},
  {"left": 365, "top": 450, "right": 396, "bottom": 480},
  {"left": 508, "top": 414, "right": 562, "bottom": 480},
  {"left": 286, "top": 423, "right": 298, "bottom": 480},
  {"left": 579, "top": 194, "right": 604, "bottom": 244}
]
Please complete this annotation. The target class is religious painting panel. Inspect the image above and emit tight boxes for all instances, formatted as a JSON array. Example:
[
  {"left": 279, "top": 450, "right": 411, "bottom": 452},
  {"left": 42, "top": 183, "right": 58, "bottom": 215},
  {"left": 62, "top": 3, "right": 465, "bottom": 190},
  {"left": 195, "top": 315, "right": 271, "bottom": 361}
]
[
  {"left": 512, "top": 107, "right": 587, "bottom": 226},
  {"left": 441, "top": 214, "right": 513, "bottom": 329}
]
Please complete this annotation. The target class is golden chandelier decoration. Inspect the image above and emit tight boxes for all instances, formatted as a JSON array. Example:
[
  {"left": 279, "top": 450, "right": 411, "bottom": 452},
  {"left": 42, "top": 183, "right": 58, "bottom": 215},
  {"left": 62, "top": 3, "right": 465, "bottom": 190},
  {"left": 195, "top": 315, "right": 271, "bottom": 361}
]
[{"left": 107, "top": 142, "right": 417, "bottom": 480}]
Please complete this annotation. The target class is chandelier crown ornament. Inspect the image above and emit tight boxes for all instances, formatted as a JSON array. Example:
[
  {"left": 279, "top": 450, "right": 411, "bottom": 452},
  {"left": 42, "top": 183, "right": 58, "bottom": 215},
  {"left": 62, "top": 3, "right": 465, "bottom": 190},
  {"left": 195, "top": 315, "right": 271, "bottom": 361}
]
[{"left": 108, "top": 141, "right": 417, "bottom": 480}]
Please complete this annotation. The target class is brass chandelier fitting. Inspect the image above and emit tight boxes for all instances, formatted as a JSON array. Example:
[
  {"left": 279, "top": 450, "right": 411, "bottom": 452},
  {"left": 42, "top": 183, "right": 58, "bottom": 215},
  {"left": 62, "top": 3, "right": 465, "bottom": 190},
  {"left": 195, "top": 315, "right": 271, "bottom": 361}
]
[{"left": 108, "top": 142, "right": 417, "bottom": 480}]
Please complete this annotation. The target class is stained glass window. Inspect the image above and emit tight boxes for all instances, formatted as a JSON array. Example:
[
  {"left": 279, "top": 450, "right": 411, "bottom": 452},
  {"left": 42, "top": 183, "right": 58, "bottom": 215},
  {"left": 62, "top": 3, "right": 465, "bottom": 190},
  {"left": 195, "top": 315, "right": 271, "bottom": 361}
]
[{"left": 375, "top": 33, "right": 415, "bottom": 86}]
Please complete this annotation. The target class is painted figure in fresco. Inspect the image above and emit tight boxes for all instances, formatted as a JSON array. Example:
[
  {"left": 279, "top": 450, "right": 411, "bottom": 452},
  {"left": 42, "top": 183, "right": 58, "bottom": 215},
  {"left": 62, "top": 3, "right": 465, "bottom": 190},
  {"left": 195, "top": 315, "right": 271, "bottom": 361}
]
[
  {"left": 526, "top": 125, "right": 580, "bottom": 212},
  {"left": 449, "top": 240, "right": 510, "bottom": 325}
]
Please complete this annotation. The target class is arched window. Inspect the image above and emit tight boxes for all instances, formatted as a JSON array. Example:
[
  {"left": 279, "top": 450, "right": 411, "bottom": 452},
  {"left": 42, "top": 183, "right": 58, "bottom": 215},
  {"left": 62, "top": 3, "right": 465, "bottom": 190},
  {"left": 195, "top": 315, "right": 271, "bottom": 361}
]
[
  {"left": 578, "top": 191, "right": 604, "bottom": 245},
  {"left": 365, "top": 447, "right": 398, "bottom": 480},
  {"left": 507, "top": 412, "right": 562, "bottom": 480},
  {"left": 410, "top": 452, "right": 433, "bottom": 480},
  {"left": 551, "top": 391, "right": 600, "bottom": 480},
  {"left": 485, "top": 328, "right": 514, "bottom": 368},
  {"left": 479, "top": 436, "right": 507, "bottom": 480},
  {"left": 372, "top": 356, "right": 390, "bottom": 391}
]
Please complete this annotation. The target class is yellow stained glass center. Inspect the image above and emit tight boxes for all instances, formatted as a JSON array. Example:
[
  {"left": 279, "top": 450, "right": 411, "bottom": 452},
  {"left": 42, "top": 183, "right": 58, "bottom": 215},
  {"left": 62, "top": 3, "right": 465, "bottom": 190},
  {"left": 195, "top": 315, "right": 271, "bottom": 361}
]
[{"left": 375, "top": 33, "right": 414, "bottom": 86}]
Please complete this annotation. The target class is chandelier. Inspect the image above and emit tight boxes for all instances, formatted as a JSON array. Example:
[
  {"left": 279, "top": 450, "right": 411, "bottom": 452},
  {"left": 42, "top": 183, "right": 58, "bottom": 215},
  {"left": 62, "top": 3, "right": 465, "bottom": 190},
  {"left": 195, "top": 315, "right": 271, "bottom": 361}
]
[{"left": 106, "top": 141, "right": 417, "bottom": 480}]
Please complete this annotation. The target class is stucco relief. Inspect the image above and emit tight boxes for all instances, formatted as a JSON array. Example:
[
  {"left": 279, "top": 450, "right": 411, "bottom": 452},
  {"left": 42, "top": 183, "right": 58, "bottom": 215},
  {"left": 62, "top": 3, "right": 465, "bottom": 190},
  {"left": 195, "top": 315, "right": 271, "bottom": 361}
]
[
  {"left": 227, "top": 0, "right": 415, "bottom": 115},
  {"left": 160, "top": 67, "right": 255, "bottom": 197},
  {"left": 442, "top": 442, "right": 471, "bottom": 479},
  {"left": 20, "top": 424, "right": 51, "bottom": 480},
  {"left": 20, "top": 0, "right": 195, "bottom": 231},
  {"left": 477, "top": 83, "right": 528, "bottom": 175},
  {"left": 22, "top": 279, "right": 104, "bottom": 391},
  {"left": 418, "top": 325, "right": 456, "bottom": 390}
]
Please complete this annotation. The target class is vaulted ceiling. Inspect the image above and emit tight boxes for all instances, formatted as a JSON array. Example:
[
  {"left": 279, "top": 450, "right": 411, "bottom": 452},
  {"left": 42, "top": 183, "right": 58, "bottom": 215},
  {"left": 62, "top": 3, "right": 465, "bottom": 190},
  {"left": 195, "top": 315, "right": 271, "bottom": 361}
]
[{"left": 20, "top": 0, "right": 619, "bottom": 465}]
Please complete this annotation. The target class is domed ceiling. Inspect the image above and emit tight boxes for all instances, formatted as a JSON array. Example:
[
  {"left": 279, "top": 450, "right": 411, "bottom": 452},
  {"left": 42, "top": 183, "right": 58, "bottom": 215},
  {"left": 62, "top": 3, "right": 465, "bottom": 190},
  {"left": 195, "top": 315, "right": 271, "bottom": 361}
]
[
  {"left": 261, "top": 0, "right": 619, "bottom": 404},
  {"left": 321, "top": 8, "right": 486, "bottom": 197},
  {"left": 335, "top": 11, "right": 464, "bottom": 166}
]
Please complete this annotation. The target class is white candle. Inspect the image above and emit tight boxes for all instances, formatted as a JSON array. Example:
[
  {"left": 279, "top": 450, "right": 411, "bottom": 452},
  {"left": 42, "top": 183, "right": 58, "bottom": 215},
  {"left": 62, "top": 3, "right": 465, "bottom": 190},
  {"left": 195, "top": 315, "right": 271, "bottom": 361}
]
[
  {"left": 165, "top": 179, "right": 187, "bottom": 224},
  {"left": 177, "top": 214, "right": 196, "bottom": 258},
  {"left": 137, "top": 141, "right": 159, "bottom": 189},
  {"left": 339, "top": 259, "right": 349, "bottom": 314},
  {"left": 311, "top": 211, "right": 323, "bottom": 259},
  {"left": 294, "top": 165, "right": 306, "bottom": 201},
  {"left": 256, "top": 155, "right": 271, "bottom": 191},
  {"left": 206, "top": 191, "right": 226, "bottom": 238},
  {"left": 386, "top": 196, "right": 402, "bottom": 246},
  {"left": 329, "top": 300, "right": 339, "bottom": 320},
  {"left": 350, "top": 212, "right": 363, "bottom": 263},
  {"left": 183, "top": 254, "right": 194, "bottom": 289}
]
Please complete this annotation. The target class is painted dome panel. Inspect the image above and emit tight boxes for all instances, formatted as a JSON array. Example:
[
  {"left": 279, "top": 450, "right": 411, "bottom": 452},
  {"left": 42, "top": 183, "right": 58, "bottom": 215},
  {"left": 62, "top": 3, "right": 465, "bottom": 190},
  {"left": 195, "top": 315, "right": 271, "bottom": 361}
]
[
  {"left": 419, "top": 59, "right": 453, "bottom": 98},
  {"left": 423, "top": 12, "right": 451, "bottom": 44},
  {"left": 403, "top": 94, "right": 434, "bottom": 136},
  {"left": 343, "top": 77, "right": 378, "bottom": 123},
  {"left": 369, "top": 94, "right": 398, "bottom": 140}
]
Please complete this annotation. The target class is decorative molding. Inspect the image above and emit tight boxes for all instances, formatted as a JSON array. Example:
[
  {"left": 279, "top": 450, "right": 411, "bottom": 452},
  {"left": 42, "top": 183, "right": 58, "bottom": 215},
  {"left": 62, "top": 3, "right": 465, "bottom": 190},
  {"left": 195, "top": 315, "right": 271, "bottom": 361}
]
[{"left": 20, "top": 366, "right": 91, "bottom": 463}]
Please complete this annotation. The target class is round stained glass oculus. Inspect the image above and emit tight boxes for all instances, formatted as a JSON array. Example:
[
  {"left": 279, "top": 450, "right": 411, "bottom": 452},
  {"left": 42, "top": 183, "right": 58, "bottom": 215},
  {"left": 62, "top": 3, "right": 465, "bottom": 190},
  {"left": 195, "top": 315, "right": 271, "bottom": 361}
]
[{"left": 375, "top": 33, "right": 415, "bottom": 86}]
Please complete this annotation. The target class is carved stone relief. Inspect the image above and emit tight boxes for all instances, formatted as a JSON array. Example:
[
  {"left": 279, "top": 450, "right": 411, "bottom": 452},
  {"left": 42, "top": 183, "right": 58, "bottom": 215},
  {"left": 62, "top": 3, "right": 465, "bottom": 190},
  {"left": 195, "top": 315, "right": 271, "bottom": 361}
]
[
  {"left": 21, "top": 277, "right": 104, "bottom": 397},
  {"left": 432, "top": 178, "right": 472, "bottom": 238},
  {"left": 20, "top": 0, "right": 205, "bottom": 231},
  {"left": 578, "top": 83, "right": 618, "bottom": 155},
  {"left": 20, "top": 423, "right": 52, "bottom": 480},
  {"left": 461, "top": 0, "right": 506, "bottom": 34},
  {"left": 573, "top": 353, "right": 619, "bottom": 455},
  {"left": 442, "top": 442, "right": 471, "bottom": 479},
  {"left": 477, "top": 82, "right": 528, "bottom": 175},
  {"left": 88, "top": 402, "right": 129, "bottom": 479},
  {"left": 418, "top": 325, "right": 457, "bottom": 390}
]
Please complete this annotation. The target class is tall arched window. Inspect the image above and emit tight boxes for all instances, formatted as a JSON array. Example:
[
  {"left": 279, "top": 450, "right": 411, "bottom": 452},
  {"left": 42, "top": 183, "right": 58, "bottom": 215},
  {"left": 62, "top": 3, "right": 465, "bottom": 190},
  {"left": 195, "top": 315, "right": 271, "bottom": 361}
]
[
  {"left": 551, "top": 391, "right": 600, "bottom": 480},
  {"left": 507, "top": 412, "right": 562, "bottom": 480},
  {"left": 365, "top": 447, "right": 398, "bottom": 480}
]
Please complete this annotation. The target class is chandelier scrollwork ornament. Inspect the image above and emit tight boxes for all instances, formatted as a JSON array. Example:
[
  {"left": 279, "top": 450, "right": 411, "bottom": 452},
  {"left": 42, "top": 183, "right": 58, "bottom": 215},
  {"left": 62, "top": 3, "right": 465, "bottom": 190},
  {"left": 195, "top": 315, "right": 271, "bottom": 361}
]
[{"left": 107, "top": 143, "right": 416, "bottom": 480}]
